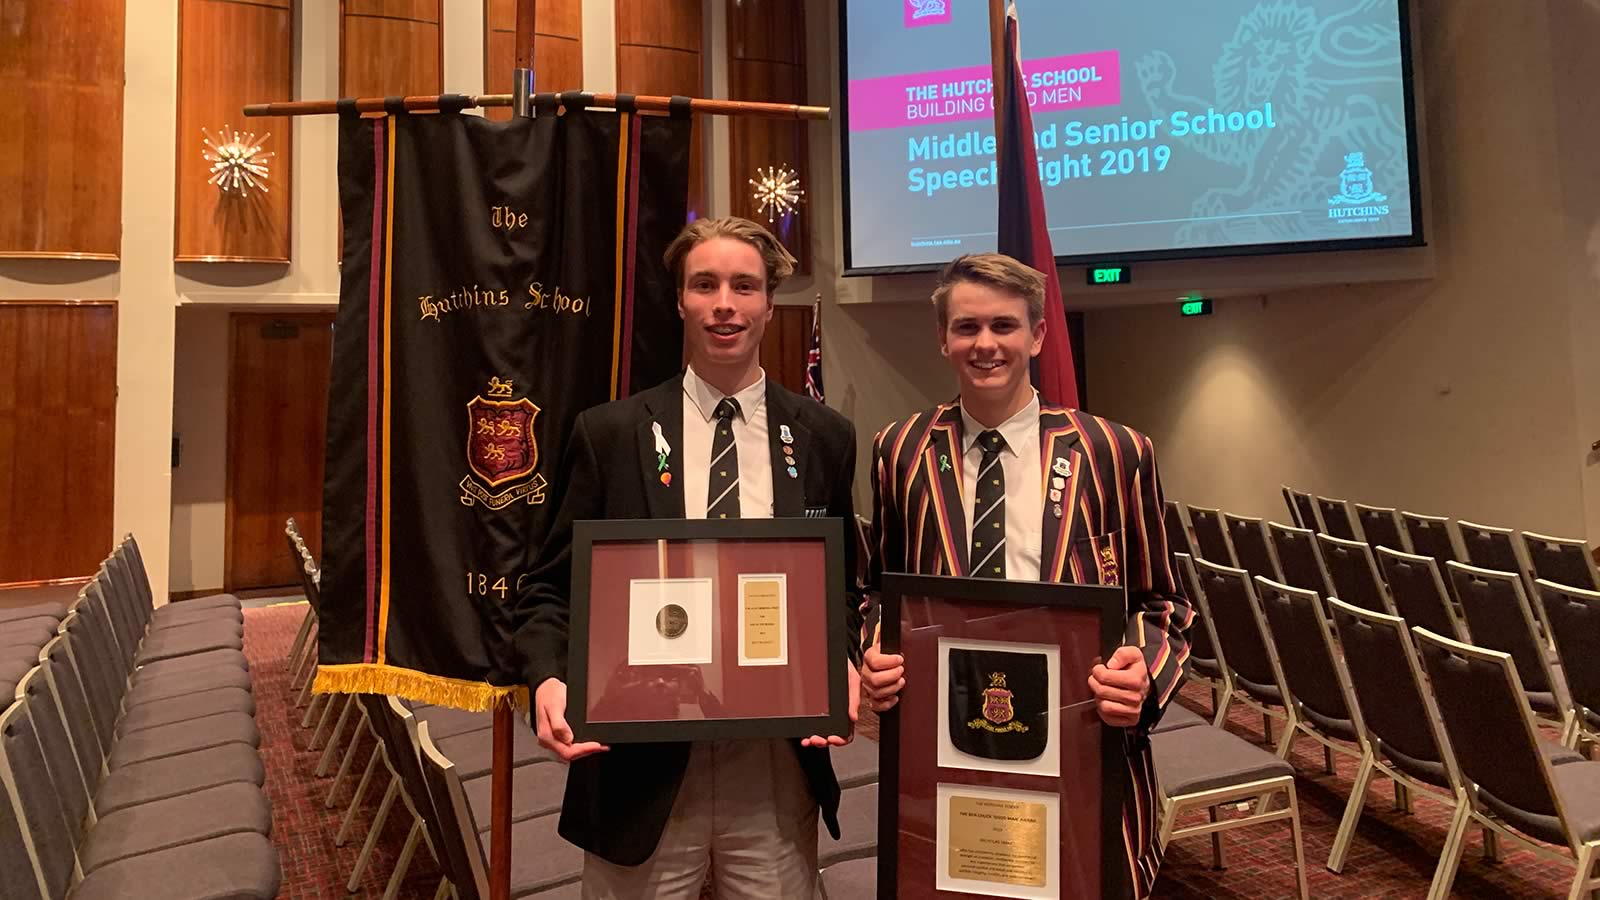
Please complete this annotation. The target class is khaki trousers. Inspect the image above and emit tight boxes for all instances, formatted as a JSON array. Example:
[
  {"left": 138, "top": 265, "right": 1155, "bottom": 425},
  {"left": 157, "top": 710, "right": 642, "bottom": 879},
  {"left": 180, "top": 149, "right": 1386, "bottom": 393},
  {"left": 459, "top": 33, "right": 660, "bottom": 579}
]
[{"left": 580, "top": 739, "right": 819, "bottom": 899}]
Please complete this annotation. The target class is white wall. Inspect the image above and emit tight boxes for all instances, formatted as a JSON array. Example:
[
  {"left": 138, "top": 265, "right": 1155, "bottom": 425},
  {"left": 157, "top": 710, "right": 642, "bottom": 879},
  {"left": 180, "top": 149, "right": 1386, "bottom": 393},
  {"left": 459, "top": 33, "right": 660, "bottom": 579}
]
[{"left": 1084, "top": 0, "right": 1600, "bottom": 541}]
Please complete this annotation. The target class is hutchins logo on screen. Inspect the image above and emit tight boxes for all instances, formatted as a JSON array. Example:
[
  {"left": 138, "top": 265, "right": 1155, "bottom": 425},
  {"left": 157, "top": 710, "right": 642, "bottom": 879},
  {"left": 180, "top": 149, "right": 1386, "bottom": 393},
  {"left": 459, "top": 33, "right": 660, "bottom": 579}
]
[
  {"left": 904, "top": 0, "right": 950, "bottom": 27},
  {"left": 1328, "top": 152, "right": 1390, "bottom": 224}
]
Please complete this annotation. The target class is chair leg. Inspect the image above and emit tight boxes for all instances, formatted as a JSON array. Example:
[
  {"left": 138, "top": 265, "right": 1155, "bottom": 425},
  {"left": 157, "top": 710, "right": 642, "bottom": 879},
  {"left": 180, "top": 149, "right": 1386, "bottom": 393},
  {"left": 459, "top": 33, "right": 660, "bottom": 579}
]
[
  {"left": 349, "top": 777, "right": 401, "bottom": 891},
  {"left": 317, "top": 695, "right": 357, "bottom": 776},
  {"left": 1328, "top": 751, "right": 1376, "bottom": 873},
  {"left": 433, "top": 877, "right": 452, "bottom": 900},
  {"left": 1393, "top": 779, "right": 1411, "bottom": 813},
  {"left": 1286, "top": 782, "right": 1309, "bottom": 900},
  {"left": 1426, "top": 798, "right": 1472, "bottom": 900},
  {"left": 1211, "top": 684, "right": 1234, "bottom": 728},
  {"left": 381, "top": 817, "right": 424, "bottom": 900},
  {"left": 326, "top": 711, "right": 370, "bottom": 809},
  {"left": 336, "top": 746, "right": 385, "bottom": 847},
  {"left": 1567, "top": 842, "right": 1596, "bottom": 900},
  {"left": 1482, "top": 826, "right": 1501, "bottom": 863},
  {"left": 300, "top": 689, "right": 324, "bottom": 728},
  {"left": 1263, "top": 711, "right": 1274, "bottom": 747},
  {"left": 1157, "top": 797, "right": 1178, "bottom": 851},
  {"left": 286, "top": 607, "right": 314, "bottom": 663},
  {"left": 1207, "top": 806, "right": 1226, "bottom": 869},
  {"left": 1273, "top": 708, "right": 1299, "bottom": 760},
  {"left": 1323, "top": 744, "right": 1336, "bottom": 776},
  {"left": 310, "top": 691, "right": 339, "bottom": 750}
]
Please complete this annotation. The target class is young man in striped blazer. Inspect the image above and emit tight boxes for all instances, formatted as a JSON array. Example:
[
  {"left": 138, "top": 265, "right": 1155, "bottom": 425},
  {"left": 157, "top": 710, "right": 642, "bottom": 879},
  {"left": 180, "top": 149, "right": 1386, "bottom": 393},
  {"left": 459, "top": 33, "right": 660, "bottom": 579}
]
[{"left": 859, "top": 253, "right": 1192, "bottom": 898}]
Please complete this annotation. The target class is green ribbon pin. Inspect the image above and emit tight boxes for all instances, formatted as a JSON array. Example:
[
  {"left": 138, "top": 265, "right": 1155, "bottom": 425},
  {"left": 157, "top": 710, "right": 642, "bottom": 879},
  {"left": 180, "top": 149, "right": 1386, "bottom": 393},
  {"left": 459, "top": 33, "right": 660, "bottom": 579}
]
[{"left": 940, "top": 454, "right": 952, "bottom": 472}]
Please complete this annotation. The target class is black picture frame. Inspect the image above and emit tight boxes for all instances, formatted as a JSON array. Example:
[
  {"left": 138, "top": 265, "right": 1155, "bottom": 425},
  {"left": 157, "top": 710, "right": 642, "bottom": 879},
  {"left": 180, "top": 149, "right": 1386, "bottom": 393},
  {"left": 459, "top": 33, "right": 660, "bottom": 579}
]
[
  {"left": 567, "top": 516, "right": 851, "bottom": 744},
  {"left": 876, "top": 572, "right": 1130, "bottom": 900}
]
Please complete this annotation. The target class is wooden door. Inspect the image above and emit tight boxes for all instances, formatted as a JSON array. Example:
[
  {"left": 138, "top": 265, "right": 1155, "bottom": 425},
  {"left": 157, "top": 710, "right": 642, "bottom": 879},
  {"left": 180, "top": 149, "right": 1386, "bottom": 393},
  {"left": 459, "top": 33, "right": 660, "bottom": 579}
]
[
  {"left": 759, "top": 304, "right": 814, "bottom": 396},
  {"left": 0, "top": 302, "right": 117, "bottom": 583},
  {"left": 226, "top": 312, "right": 334, "bottom": 591}
]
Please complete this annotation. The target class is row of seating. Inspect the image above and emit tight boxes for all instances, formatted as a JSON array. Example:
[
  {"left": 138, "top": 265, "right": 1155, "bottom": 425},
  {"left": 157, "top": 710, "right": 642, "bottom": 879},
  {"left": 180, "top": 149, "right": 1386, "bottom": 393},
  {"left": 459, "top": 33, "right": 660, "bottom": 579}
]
[
  {"left": 281, "top": 518, "right": 885, "bottom": 897},
  {"left": 1170, "top": 515, "right": 1600, "bottom": 898},
  {"left": 0, "top": 536, "right": 281, "bottom": 900},
  {"left": 1, "top": 596, "right": 71, "bottom": 713}
]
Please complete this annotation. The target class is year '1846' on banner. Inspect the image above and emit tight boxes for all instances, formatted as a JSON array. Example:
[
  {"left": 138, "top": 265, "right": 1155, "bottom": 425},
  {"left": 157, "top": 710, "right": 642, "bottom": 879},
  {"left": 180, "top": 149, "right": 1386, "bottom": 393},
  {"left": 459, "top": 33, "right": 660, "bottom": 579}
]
[{"left": 317, "top": 103, "right": 692, "bottom": 709}]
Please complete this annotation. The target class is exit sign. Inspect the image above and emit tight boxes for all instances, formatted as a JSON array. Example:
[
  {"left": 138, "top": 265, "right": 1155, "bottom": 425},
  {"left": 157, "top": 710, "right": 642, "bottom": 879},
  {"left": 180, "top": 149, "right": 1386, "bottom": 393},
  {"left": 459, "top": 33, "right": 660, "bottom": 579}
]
[
  {"left": 1086, "top": 265, "right": 1131, "bottom": 286},
  {"left": 1179, "top": 298, "right": 1213, "bottom": 317}
]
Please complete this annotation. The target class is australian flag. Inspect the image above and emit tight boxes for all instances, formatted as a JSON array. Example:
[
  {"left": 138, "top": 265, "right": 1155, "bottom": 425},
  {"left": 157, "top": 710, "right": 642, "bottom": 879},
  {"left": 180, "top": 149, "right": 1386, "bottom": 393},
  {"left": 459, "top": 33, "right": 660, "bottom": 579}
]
[{"left": 805, "top": 297, "right": 824, "bottom": 403}]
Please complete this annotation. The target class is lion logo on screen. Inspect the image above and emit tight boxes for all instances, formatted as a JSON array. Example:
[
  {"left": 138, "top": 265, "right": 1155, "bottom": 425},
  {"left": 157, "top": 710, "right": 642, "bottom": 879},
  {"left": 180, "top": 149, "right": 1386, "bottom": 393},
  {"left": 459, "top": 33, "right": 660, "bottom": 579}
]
[
  {"left": 908, "top": 0, "right": 948, "bottom": 19},
  {"left": 1136, "top": 0, "right": 1410, "bottom": 246}
]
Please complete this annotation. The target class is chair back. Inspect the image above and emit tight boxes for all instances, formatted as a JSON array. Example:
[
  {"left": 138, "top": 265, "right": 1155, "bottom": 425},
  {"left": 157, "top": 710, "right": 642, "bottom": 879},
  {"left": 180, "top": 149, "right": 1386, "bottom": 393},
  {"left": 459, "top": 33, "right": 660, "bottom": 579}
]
[
  {"left": 1446, "top": 562, "right": 1554, "bottom": 695},
  {"left": 15, "top": 669, "right": 90, "bottom": 835},
  {"left": 1193, "top": 559, "right": 1282, "bottom": 698},
  {"left": 1287, "top": 488, "right": 1321, "bottom": 534},
  {"left": 1253, "top": 578, "right": 1356, "bottom": 737},
  {"left": 1267, "top": 522, "right": 1332, "bottom": 596},
  {"left": 1223, "top": 513, "right": 1280, "bottom": 582},
  {"left": 1280, "top": 486, "right": 1300, "bottom": 529},
  {"left": 1521, "top": 532, "right": 1600, "bottom": 592},
  {"left": 1, "top": 767, "right": 43, "bottom": 900},
  {"left": 1354, "top": 504, "right": 1409, "bottom": 553},
  {"left": 1327, "top": 599, "right": 1454, "bottom": 790},
  {"left": 93, "top": 562, "right": 142, "bottom": 666},
  {"left": 41, "top": 630, "right": 103, "bottom": 790},
  {"left": 1534, "top": 580, "right": 1600, "bottom": 724},
  {"left": 64, "top": 592, "right": 123, "bottom": 749},
  {"left": 1315, "top": 496, "right": 1360, "bottom": 541},
  {"left": 1375, "top": 547, "right": 1466, "bottom": 641},
  {"left": 1164, "top": 501, "right": 1193, "bottom": 558},
  {"left": 1173, "top": 554, "right": 1221, "bottom": 673},
  {"left": 1185, "top": 505, "right": 1234, "bottom": 565},
  {"left": 1411, "top": 628, "right": 1568, "bottom": 846},
  {"left": 1457, "top": 520, "right": 1525, "bottom": 580},
  {"left": 0, "top": 701, "right": 79, "bottom": 899},
  {"left": 120, "top": 535, "right": 157, "bottom": 611},
  {"left": 1316, "top": 534, "right": 1390, "bottom": 614},
  {"left": 1399, "top": 512, "right": 1461, "bottom": 580},
  {"left": 416, "top": 720, "right": 491, "bottom": 900},
  {"left": 110, "top": 544, "right": 153, "bottom": 633}
]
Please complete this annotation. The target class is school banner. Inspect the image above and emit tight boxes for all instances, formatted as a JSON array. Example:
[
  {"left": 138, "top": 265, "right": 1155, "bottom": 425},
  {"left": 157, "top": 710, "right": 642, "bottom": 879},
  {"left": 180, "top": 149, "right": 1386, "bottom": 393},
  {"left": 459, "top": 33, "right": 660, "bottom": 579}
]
[{"left": 316, "top": 103, "right": 691, "bottom": 709}]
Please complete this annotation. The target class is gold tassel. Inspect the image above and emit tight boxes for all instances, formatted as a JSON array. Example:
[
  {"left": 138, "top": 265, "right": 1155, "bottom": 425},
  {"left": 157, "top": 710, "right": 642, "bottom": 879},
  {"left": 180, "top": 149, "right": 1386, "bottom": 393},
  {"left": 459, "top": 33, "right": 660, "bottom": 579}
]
[{"left": 312, "top": 663, "right": 529, "bottom": 713}]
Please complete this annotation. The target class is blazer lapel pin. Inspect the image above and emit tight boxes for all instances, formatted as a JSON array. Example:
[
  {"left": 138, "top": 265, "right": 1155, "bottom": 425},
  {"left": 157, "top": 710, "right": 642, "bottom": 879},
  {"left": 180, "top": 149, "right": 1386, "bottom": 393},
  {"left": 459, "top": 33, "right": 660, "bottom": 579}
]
[
  {"left": 652, "top": 421, "right": 672, "bottom": 486},
  {"left": 779, "top": 423, "right": 798, "bottom": 477}
]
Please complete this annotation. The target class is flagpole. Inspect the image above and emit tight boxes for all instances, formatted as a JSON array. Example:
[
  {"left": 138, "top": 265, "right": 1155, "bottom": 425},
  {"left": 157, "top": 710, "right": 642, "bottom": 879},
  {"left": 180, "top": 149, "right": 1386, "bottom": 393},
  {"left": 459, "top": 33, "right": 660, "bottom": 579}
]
[{"left": 989, "top": 0, "right": 1007, "bottom": 155}]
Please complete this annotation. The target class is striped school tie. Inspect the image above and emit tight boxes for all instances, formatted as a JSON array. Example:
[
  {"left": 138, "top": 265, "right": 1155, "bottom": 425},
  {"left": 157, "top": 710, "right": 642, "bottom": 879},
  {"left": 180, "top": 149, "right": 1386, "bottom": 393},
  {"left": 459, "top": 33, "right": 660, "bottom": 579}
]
[
  {"left": 971, "top": 429, "right": 1006, "bottom": 578},
  {"left": 707, "top": 397, "right": 741, "bottom": 519}
]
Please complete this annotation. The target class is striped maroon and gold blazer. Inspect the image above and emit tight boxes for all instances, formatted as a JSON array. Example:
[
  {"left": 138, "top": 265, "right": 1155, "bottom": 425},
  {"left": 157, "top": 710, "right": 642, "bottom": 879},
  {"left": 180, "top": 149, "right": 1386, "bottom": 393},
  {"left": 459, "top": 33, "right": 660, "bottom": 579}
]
[{"left": 864, "top": 401, "right": 1192, "bottom": 899}]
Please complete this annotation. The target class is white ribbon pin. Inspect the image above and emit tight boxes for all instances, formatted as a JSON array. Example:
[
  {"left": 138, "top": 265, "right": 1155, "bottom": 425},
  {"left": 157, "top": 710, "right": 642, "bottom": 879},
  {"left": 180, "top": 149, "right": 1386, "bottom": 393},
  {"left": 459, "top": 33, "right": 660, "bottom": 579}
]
[{"left": 652, "top": 421, "right": 670, "bottom": 456}]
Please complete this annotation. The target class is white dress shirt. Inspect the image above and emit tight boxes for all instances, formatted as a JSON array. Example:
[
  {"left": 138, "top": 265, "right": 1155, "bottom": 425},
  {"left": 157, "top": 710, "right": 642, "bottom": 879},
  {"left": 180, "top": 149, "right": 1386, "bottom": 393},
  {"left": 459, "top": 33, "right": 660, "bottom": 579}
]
[
  {"left": 960, "top": 394, "right": 1043, "bottom": 581},
  {"left": 681, "top": 366, "right": 774, "bottom": 520}
]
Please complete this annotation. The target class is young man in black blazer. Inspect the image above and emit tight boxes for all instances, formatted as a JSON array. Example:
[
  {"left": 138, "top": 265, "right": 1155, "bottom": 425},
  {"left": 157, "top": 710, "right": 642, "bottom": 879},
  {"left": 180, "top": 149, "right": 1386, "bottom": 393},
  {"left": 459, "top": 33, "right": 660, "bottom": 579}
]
[{"left": 511, "top": 216, "right": 864, "bottom": 898}]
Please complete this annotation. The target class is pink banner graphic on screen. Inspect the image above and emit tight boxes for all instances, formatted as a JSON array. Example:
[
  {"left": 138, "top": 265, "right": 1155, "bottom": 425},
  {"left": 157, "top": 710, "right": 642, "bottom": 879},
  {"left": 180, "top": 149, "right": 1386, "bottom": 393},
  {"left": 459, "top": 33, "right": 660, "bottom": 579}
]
[{"left": 849, "top": 51, "right": 1120, "bottom": 132}]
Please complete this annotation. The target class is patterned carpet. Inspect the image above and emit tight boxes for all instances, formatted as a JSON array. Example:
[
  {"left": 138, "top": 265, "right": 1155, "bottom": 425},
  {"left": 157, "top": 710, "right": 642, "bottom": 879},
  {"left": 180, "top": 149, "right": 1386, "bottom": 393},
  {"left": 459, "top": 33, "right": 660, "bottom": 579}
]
[{"left": 245, "top": 603, "right": 1588, "bottom": 899}]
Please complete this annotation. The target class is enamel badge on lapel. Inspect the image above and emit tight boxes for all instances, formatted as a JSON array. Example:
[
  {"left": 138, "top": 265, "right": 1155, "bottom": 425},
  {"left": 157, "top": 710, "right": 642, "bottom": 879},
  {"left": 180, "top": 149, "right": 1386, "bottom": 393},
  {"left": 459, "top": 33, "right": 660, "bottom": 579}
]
[
  {"left": 780, "top": 424, "right": 794, "bottom": 444},
  {"left": 1052, "top": 457, "right": 1071, "bottom": 478},
  {"left": 940, "top": 454, "right": 952, "bottom": 472},
  {"left": 652, "top": 421, "right": 672, "bottom": 486}
]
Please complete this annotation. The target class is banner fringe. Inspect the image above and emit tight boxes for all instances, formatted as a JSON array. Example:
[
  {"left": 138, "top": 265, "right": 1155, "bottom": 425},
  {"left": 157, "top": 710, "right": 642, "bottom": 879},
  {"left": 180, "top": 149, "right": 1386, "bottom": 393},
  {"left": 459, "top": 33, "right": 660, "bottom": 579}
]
[{"left": 312, "top": 663, "right": 529, "bottom": 713}]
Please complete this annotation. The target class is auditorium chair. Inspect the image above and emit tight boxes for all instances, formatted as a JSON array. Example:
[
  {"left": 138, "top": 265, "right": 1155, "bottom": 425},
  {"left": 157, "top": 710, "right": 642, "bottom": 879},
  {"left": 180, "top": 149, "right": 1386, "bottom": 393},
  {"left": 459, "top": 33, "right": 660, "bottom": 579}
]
[
  {"left": 1522, "top": 531, "right": 1600, "bottom": 594},
  {"left": 1446, "top": 562, "right": 1569, "bottom": 728},
  {"left": 1315, "top": 496, "right": 1361, "bottom": 542},
  {"left": 1412, "top": 628, "right": 1600, "bottom": 900},
  {"left": 1457, "top": 520, "right": 1528, "bottom": 579},
  {"left": 283, "top": 518, "right": 320, "bottom": 673},
  {"left": 1222, "top": 512, "right": 1282, "bottom": 583},
  {"left": 1151, "top": 721, "right": 1309, "bottom": 898},
  {"left": 818, "top": 857, "right": 877, "bottom": 900},
  {"left": 1283, "top": 486, "right": 1321, "bottom": 534},
  {"left": 1534, "top": 581, "right": 1600, "bottom": 753},
  {"left": 1252, "top": 578, "right": 1366, "bottom": 777},
  {"left": 1266, "top": 522, "right": 1335, "bottom": 598},
  {"left": 1174, "top": 553, "right": 1229, "bottom": 718},
  {"left": 1315, "top": 534, "right": 1392, "bottom": 615},
  {"left": 1164, "top": 500, "right": 1194, "bottom": 558},
  {"left": 1399, "top": 512, "right": 1464, "bottom": 589},
  {"left": 1354, "top": 504, "right": 1410, "bottom": 554},
  {"left": 1191, "top": 560, "right": 1296, "bottom": 755},
  {"left": 1375, "top": 547, "right": 1468, "bottom": 642},
  {"left": 1185, "top": 505, "right": 1235, "bottom": 566}
]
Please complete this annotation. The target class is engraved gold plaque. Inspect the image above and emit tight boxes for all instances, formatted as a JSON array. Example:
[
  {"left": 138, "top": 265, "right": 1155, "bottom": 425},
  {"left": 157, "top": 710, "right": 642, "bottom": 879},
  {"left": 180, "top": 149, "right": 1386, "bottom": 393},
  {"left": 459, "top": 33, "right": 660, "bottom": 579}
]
[{"left": 946, "top": 794, "right": 1048, "bottom": 887}]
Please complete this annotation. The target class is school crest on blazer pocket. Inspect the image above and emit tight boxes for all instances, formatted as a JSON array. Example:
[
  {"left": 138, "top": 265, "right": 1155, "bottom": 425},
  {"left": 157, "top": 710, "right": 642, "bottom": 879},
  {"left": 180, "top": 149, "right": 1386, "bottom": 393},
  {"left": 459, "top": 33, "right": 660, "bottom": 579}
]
[{"left": 1070, "top": 529, "right": 1124, "bottom": 587}]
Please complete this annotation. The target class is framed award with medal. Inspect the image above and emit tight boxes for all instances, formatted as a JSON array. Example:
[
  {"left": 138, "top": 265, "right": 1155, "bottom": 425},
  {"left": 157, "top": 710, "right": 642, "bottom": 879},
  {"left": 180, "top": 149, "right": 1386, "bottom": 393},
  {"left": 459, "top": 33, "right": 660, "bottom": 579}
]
[
  {"left": 567, "top": 517, "right": 851, "bottom": 743},
  {"left": 879, "top": 573, "right": 1128, "bottom": 900}
]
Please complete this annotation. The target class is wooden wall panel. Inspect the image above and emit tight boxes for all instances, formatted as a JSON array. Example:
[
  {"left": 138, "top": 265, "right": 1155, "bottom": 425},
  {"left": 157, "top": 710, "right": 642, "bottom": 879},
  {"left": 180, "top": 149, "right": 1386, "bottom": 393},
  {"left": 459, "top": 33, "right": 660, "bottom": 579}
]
[
  {"left": 0, "top": 2, "right": 125, "bottom": 259},
  {"left": 617, "top": 0, "right": 703, "bottom": 218},
  {"left": 728, "top": 0, "right": 810, "bottom": 272},
  {"left": 485, "top": 0, "right": 583, "bottom": 122},
  {"left": 759, "top": 304, "right": 813, "bottom": 396},
  {"left": 226, "top": 313, "right": 334, "bottom": 591},
  {"left": 0, "top": 303, "right": 117, "bottom": 583},
  {"left": 341, "top": 0, "right": 443, "bottom": 98},
  {"left": 176, "top": 0, "right": 293, "bottom": 263}
]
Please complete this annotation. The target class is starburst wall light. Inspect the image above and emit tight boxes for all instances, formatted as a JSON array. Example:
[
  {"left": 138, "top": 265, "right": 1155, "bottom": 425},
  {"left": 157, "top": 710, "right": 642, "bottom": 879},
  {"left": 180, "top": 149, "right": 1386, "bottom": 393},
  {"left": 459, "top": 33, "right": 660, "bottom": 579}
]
[
  {"left": 749, "top": 164, "right": 803, "bottom": 224},
  {"left": 202, "top": 126, "right": 274, "bottom": 197}
]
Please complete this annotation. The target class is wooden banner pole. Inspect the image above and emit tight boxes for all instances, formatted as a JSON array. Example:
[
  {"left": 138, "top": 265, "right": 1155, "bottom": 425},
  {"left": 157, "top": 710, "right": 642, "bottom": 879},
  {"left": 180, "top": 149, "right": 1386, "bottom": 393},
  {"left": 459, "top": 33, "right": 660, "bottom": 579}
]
[{"left": 242, "top": 93, "right": 829, "bottom": 121}]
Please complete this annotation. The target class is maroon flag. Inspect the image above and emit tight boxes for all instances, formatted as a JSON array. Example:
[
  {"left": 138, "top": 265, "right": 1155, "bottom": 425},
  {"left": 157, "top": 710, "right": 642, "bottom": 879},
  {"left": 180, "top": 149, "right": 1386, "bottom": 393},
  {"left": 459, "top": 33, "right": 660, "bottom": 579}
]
[
  {"left": 996, "top": 1, "right": 1080, "bottom": 409},
  {"left": 805, "top": 296, "right": 824, "bottom": 403}
]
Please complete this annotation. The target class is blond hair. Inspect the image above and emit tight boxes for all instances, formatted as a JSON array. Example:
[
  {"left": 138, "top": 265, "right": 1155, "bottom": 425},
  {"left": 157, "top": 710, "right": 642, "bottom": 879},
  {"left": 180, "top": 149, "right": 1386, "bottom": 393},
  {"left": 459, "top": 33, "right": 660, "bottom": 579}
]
[
  {"left": 930, "top": 253, "right": 1046, "bottom": 328},
  {"left": 663, "top": 216, "right": 797, "bottom": 295}
]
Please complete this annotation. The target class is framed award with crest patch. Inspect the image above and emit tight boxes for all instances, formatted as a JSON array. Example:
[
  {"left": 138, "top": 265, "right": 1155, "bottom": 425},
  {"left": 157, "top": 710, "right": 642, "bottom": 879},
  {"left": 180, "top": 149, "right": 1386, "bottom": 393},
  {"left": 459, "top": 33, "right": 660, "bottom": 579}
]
[
  {"left": 879, "top": 574, "right": 1128, "bottom": 900},
  {"left": 566, "top": 517, "right": 851, "bottom": 743}
]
